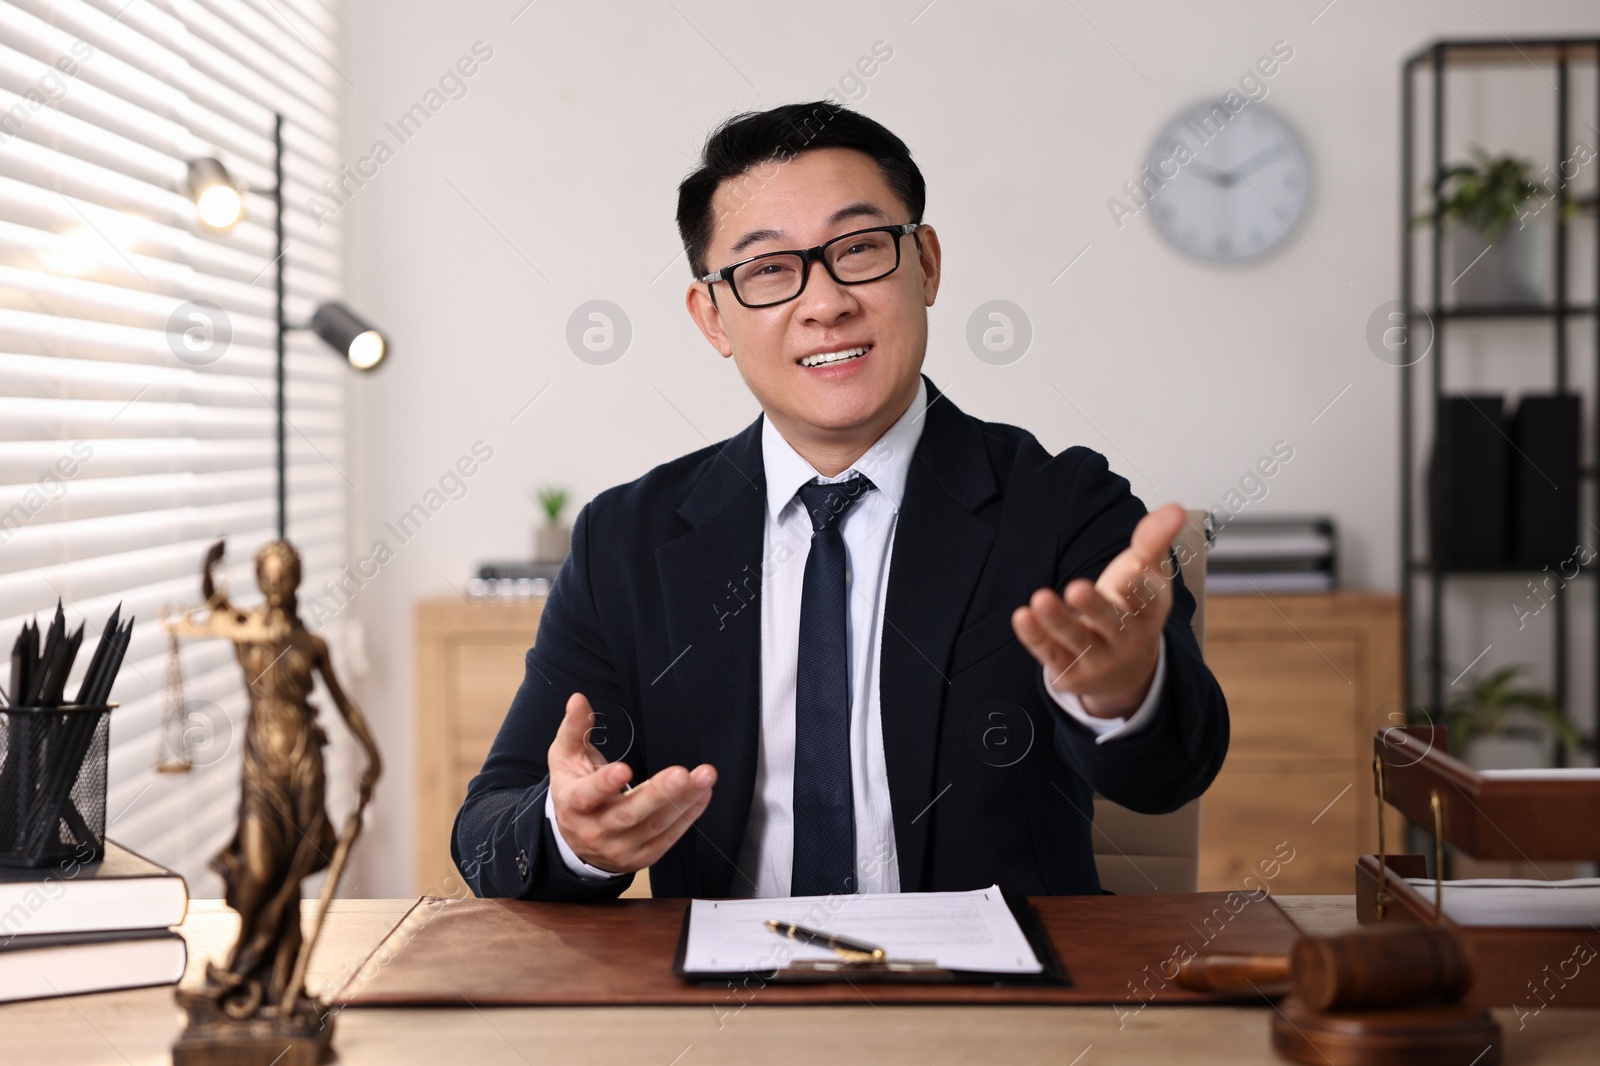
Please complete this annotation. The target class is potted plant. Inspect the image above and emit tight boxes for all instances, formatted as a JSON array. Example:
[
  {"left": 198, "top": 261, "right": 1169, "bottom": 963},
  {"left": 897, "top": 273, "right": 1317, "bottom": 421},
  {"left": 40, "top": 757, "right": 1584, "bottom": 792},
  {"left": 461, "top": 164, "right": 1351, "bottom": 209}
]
[
  {"left": 532, "top": 486, "right": 571, "bottom": 564},
  {"left": 1415, "top": 148, "right": 1567, "bottom": 306},
  {"left": 1426, "top": 663, "right": 1581, "bottom": 770}
]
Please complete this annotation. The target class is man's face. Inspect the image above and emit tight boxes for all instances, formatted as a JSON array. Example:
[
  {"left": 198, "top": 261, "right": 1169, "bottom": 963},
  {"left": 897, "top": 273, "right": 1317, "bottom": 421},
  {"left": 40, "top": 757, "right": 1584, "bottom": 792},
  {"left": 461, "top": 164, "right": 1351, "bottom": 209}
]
[{"left": 686, "top": 147, "right": 941, "bottom": 449}]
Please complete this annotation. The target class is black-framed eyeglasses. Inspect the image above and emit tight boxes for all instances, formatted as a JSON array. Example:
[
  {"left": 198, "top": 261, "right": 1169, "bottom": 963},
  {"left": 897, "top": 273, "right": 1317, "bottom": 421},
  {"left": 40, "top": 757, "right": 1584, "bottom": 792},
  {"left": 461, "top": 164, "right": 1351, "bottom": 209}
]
[{"left": 700, "top": 223, "right": 921, "bottom": 309}]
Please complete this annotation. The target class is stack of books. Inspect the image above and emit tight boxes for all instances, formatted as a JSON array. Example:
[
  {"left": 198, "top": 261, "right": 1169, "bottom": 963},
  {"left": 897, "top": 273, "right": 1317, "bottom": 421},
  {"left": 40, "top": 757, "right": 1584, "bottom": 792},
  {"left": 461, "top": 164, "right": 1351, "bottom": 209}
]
[
  {"left": 0, "top": 839, "right": 189, "bottom": 1002},
  {"left": 1207, "top": 515, "right": 1338, "bottom": 594}
]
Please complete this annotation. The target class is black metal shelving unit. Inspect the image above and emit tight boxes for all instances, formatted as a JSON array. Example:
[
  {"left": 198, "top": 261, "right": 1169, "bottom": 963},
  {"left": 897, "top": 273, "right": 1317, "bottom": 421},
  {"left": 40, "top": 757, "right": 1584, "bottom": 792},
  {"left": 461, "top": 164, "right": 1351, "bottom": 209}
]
[{"left": 1400, "top": 38, "right": 1600, "bottom": 763}]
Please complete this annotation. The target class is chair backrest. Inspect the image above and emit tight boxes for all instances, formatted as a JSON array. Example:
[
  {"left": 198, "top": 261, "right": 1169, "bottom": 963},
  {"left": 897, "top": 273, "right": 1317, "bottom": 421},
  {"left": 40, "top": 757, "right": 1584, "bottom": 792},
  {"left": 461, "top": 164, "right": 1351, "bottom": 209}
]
[{"left": 1090, "top": 508, "right": 1211, "bottom": 895}]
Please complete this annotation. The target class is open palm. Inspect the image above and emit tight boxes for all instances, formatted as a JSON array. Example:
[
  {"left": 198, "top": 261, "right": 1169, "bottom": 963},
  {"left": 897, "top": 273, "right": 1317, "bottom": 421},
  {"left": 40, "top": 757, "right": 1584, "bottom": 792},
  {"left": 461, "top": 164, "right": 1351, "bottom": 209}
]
[{"left": 1011, "top": 503, "right": 1187, "bottom": 717}]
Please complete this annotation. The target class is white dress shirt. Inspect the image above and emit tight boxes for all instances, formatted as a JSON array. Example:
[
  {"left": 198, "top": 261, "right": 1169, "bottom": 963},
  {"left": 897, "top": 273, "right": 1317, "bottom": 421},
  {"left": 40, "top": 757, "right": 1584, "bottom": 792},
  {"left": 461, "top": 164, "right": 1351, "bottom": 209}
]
[{"left": 546, "top": 378, "right": 1167, "bottom": 892}]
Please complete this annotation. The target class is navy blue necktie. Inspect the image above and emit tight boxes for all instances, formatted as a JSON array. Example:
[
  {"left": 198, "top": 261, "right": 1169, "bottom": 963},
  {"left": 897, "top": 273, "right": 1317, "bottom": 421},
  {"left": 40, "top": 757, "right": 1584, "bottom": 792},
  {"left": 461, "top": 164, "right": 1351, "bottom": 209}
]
[{"left": 791, "top": 473, "right": 873, "bottom": 897}]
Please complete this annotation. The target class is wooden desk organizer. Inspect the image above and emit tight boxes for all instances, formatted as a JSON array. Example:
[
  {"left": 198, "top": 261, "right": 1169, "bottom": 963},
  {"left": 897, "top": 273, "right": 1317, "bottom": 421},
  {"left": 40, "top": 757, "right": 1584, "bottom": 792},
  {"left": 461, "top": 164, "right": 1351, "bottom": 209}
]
[{"left": 1356, "top": 727, "right": 1600, "bottom": 1010}]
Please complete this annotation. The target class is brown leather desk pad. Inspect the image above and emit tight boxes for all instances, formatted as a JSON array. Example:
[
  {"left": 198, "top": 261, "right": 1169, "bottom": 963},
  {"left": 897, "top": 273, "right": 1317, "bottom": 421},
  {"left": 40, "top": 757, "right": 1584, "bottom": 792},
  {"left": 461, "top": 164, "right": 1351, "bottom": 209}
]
[{"left": 333, "top": 892, "right": 1301, "bottom": 1007}]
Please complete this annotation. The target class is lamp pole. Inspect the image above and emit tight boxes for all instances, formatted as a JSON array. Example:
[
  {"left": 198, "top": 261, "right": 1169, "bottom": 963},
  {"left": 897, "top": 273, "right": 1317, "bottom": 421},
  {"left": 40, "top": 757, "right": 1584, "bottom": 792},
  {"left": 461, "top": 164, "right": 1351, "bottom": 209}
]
[
  {"left": 273, "top": 111, "right": 287, "bottom": 540},
  {"left": 187, "top": 118, "right": 383, "bottom": 539}
]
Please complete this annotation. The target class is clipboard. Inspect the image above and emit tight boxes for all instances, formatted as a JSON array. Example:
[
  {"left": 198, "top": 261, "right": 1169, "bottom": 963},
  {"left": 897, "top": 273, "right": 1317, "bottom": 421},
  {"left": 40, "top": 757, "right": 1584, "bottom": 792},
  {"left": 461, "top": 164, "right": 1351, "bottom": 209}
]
[{"left": 671, "top": 887, "right": 1071, "bottom": 986}]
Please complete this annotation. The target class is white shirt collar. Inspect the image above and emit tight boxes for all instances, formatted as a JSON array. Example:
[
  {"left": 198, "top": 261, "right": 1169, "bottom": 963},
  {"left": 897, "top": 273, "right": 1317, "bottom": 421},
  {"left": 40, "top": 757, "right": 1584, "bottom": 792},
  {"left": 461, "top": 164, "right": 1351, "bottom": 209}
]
[{"left": 761, "top": 376, "right": 928, "bottom": 523}]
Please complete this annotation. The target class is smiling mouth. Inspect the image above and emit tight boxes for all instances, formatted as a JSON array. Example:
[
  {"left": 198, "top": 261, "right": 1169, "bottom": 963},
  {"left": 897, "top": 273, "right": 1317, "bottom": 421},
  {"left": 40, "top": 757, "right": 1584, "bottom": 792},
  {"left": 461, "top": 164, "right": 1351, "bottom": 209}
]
[{"left": 799, "top": 344, "right": 870, "bottom": 368}]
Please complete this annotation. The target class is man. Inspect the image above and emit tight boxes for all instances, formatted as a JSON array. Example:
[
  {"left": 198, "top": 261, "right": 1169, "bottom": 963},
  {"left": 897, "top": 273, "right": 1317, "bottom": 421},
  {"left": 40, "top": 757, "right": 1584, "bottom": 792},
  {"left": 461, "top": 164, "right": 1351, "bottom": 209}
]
[{"left": 452, "top": 102, "right": 1228, "bottom": 901}]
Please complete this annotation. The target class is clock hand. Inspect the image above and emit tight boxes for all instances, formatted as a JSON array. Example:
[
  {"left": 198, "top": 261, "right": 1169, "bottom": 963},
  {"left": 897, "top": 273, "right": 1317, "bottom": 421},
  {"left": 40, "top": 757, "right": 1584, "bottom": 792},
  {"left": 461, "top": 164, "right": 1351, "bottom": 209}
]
[
  {"left": 1219, "top": 144, "right": 1286, "bottom": 185},
  {"left": 1184, "top": 161, "right": 1230, "bottom": 186}
]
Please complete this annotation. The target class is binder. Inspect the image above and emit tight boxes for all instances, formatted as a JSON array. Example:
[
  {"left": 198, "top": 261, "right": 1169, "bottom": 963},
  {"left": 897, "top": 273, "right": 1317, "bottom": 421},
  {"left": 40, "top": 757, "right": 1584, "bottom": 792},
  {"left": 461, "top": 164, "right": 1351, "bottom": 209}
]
[
  {"left": 1429, "top": 395, "right": 1510, "bottom": 568},
  {"left": 1510, "top": 394, "right": 1581, "bottom": 568}
]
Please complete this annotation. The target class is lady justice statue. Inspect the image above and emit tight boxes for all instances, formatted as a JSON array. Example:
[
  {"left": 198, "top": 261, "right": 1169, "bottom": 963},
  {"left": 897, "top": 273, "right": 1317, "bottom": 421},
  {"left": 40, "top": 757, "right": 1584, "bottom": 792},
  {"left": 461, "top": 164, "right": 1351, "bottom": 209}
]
[{"left": 167, "top": 539, "right": 381, "bottom": 1066}]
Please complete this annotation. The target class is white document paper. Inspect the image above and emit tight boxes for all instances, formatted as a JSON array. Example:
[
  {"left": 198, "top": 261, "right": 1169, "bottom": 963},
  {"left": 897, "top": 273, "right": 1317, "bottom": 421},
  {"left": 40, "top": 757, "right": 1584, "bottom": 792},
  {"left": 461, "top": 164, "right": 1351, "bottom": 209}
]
[
  {"left": 1477, "top": 768, "right": 1600, "bottom": 781},
  {"left": 1404, "top": 877, "right": 1600, "bottom": 927},
  {"left": 681, "top": 885, "right": 1043, "bottom": 974}
]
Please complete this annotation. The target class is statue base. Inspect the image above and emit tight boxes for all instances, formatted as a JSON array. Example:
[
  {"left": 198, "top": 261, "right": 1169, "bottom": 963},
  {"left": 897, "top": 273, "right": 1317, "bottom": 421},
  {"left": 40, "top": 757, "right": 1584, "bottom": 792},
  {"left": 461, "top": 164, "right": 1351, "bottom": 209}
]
[{"left": 172, "top": 987, "right": 334, "bottom": 1066}]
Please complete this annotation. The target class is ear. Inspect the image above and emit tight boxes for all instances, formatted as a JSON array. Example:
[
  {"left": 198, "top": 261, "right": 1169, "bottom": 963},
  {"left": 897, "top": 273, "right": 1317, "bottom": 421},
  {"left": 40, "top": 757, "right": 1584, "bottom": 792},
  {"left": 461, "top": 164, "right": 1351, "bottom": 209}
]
[
  {"left": 686, "top": 282, "right": 734, "bottom": 359},
  {"left": 914, "top": 225, "right": 942, "bottom": 307}
]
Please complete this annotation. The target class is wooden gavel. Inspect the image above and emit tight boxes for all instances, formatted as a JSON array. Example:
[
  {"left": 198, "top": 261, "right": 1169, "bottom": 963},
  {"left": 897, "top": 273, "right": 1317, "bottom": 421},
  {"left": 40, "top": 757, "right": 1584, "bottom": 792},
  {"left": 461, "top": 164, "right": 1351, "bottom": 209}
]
[{"left": 1178, "top": 923, "right": 1473, "bottom": 1011}]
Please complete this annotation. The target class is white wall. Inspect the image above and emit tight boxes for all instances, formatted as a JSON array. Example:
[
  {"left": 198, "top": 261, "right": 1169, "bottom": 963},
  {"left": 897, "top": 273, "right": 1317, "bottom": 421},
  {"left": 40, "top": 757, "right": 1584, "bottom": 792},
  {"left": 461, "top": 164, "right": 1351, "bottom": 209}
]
[{"left": 334, "top": 0, "right": 1600, "bottom": 896}]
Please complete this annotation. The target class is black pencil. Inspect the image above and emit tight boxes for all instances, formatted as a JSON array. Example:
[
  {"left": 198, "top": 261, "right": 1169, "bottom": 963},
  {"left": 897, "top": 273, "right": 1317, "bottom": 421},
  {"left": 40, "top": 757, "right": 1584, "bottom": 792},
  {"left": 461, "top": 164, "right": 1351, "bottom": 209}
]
[
  {"left": 74, "top": 604, "right": 121, "bottom": 707},
  {"left": 23, "top": 615, "right": 52, "bottom": 705},
  {"left": 6, "top": 627, "right": 24, "bottom": 708},
  {"left": 30, "top": 604, "right": 66, "bottom": 704},
  {"left": 89, "top": 617, "right": 122, "bottom": 707},
  {"left": 25, "top": 621, "right": 39, "bottom": 703},
  {"left": 40, "top": 624, "right": 83, "bottom": 708},
  {"left": 33, "top": 611, "right": 131, "bottom": 855},
  {"left": 15, "top": 621, "right": 34, "bottom": 707},
  {"left": 88, "top": 617, "right": 134, "bottom": 708}
]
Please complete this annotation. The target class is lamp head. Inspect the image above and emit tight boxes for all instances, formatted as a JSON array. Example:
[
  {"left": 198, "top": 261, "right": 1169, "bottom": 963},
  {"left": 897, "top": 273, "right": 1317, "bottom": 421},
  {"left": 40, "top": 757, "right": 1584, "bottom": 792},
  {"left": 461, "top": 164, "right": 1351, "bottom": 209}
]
[
  {"left": 310, "top": 302, "right": 388, "bottom": 370},
  {"left": 187, "top": 158, "right": 243, "bottom": 231}
]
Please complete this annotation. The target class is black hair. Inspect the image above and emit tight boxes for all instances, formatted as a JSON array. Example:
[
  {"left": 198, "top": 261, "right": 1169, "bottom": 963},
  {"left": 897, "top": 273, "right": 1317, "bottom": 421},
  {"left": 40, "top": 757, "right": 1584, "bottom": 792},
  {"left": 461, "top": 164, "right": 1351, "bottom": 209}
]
[{"left": 675, "top": 101, "right": 926, "bottom": 279}]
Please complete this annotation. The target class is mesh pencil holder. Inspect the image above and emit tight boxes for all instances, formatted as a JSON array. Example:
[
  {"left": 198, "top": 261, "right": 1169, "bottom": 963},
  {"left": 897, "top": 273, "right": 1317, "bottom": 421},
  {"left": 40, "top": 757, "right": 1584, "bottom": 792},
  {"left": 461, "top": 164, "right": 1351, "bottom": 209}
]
[{"left": 0, "top": 704, "right": 113, "bottom": 868}]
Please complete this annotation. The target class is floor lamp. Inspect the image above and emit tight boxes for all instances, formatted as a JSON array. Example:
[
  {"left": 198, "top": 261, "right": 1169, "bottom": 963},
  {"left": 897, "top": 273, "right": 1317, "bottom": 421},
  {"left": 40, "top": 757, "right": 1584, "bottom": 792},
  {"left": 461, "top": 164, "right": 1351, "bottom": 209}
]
[{"left": 186, "top": 113, "right": 389, "bottom": 538}]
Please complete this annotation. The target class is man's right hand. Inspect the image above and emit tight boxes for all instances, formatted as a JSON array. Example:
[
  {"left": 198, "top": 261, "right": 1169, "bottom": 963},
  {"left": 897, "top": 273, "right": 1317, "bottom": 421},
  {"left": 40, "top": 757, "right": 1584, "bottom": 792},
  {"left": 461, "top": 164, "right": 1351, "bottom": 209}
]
[{"left": 548, "top": 692, "right": 717, "bottom": 874}]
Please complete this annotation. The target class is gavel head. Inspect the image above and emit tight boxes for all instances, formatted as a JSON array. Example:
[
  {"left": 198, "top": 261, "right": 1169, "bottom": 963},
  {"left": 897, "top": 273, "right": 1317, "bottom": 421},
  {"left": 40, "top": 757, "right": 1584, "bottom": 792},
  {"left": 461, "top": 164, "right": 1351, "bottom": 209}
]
[{"left": 1293, "top": 923, "right": 1472, "bottom": 1012}]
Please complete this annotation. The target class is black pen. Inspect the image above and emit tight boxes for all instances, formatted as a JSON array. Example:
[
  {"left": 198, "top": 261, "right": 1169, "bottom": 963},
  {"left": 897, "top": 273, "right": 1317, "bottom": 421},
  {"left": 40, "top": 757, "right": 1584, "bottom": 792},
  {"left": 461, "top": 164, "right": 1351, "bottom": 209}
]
[{"left": 764, "top": 919, "right": 886, "bottom": 961}]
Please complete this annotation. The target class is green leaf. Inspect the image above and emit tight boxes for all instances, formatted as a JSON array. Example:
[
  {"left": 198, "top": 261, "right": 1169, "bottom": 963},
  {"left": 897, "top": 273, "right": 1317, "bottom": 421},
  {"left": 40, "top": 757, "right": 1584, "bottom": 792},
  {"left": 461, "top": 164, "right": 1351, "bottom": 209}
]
[
  {"left": 1424, "top": 661, "right": 1586, "bottom": 760},
  {"left": 1415, "top": 146, "right": 1548, "bottom": 239},
  {"left": 534, "top": 486, "right": 570, "bottom": 522}
]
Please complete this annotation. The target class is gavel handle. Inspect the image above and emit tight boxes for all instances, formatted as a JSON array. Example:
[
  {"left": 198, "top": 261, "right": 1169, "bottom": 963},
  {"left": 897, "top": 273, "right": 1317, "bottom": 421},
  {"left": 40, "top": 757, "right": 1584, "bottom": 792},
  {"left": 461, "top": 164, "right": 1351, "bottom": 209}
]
[{"left": 1176, "top": 953, "right": 1291, "bottom": 993}]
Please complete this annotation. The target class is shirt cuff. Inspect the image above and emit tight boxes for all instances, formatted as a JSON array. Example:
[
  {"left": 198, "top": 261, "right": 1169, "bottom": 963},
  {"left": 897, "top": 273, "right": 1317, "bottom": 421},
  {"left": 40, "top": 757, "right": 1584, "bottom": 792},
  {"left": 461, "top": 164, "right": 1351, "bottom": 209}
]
[
  {"left": 544, "top": 787, "right": 627, "bottom": 882},
  {"left": 1044, "top": 633, "right": 1167, "bottom": 745}
]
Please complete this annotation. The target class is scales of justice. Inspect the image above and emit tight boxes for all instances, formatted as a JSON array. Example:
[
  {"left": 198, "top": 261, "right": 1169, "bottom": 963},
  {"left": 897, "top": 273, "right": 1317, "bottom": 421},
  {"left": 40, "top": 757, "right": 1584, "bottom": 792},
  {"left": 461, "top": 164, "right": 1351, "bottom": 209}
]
[{"left": 160, "top": 539, "right": 382, "bottom": 1066}]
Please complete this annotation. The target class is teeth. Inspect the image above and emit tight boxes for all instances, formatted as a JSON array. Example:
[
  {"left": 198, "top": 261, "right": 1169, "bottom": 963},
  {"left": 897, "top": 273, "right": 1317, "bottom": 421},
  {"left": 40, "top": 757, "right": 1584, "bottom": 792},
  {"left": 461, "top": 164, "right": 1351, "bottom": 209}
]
[{"left": 801, "top": 345, "right": 868, "bottom": 368}]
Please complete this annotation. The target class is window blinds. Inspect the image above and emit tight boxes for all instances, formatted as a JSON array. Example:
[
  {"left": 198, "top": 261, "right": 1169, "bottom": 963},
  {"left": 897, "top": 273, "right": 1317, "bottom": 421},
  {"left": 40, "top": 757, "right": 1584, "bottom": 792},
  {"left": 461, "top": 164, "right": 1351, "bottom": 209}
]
[{"left": 0, "top": 0, "right": 347, "bottom": 893}]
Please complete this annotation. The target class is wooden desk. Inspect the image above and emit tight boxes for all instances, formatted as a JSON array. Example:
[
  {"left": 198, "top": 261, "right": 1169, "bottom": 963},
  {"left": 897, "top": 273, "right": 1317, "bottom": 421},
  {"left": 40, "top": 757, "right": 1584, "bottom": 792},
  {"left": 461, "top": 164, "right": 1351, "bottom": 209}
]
[{"left": 4, "top": 897, "right": 1595, "bottom": 1064}]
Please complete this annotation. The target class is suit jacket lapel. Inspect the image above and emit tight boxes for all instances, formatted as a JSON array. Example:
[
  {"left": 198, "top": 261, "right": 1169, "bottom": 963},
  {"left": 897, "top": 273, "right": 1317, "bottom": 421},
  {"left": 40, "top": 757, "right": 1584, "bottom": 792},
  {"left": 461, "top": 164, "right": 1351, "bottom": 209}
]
[
  {"left": 656, "top": 418, "right": 767, "bottom": 898},
  {"left": 880, "top": 378, "right": 1000, "bottom": 890}
]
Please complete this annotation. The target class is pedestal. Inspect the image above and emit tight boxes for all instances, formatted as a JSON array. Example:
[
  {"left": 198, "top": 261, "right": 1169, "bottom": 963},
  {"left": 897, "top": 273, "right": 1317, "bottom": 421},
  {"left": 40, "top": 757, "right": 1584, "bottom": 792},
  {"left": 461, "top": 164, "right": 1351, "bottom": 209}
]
[{"left": 172, "top": 987, "right": 334, "bottom": 1066}]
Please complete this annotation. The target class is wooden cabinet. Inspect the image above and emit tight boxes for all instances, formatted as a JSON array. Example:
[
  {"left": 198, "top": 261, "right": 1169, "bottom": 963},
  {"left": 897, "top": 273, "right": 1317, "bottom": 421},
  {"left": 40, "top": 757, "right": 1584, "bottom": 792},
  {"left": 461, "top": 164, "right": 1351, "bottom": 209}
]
[
  {"left": 415, "top": 596, "right": 544, "bottom": 897},
  {"left": 414, "top": 596, "right": 651, "bottom": 899},
  {"left": 1198, "top": 593, "right": 1403, "bottom": 894}
]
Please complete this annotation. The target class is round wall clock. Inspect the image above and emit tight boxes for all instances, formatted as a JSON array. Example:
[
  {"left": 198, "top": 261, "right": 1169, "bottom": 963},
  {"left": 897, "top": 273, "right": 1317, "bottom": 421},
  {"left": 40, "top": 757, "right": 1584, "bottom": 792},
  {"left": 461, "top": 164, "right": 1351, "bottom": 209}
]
[{"left": 1142, "top": 101, "right": 1312, "bottom": 265}]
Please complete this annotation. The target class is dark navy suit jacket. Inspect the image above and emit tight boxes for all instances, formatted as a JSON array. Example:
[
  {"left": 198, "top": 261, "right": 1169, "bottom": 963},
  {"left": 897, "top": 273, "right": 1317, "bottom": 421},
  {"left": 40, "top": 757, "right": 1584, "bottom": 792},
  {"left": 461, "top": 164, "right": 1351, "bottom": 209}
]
[{"left": 452, "top": 376, "right": 1229, "bottom": 900}]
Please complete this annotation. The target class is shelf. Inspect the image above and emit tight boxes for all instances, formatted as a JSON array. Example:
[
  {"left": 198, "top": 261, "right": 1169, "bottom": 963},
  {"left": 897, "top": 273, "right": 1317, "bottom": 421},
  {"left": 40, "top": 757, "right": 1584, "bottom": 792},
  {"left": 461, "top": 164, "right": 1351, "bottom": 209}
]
[
  {"left": 1407, "top": 39, "right": 1600, "bottom": 68},
  {"left": 1408, "top": 561, "right": 1596, "bottom": 577},
  {"left": 1399, "top": 35, "right": 1599, "bottom": 766},
  {"left": 1413, "top": 466, "right": 1590, "bottom": 479},
  {"left": 1431, "top": 304, "right": 1597, "bottom": 320}
]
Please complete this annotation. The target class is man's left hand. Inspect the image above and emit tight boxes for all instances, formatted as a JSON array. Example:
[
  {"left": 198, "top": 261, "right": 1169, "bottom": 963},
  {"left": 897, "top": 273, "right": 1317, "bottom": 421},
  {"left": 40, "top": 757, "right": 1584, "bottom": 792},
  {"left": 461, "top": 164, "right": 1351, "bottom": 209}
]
[{"left": 1011, "top": 502, "right": 1188, "bottom": 718}]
